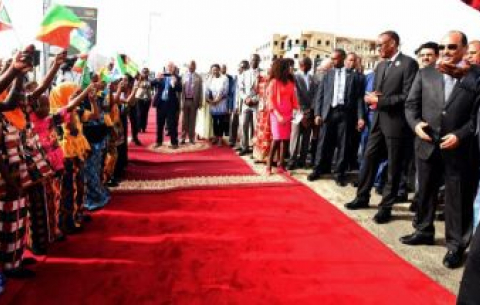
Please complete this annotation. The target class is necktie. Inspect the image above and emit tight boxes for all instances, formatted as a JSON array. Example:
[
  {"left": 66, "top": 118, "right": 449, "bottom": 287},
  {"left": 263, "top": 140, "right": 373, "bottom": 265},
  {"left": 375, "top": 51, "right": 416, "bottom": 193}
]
[
  {"left": 336, "top": 69, "right": 342, "bottom": 106},
  {"left": 444, "top": 74, "right": 455, "bottom": 102}
]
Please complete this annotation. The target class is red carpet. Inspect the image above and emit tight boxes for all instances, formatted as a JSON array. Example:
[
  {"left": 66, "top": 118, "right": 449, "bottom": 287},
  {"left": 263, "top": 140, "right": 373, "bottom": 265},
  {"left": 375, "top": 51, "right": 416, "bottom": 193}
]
[{"left": 0, "top": 111, "right": 456, "bottom": 304}]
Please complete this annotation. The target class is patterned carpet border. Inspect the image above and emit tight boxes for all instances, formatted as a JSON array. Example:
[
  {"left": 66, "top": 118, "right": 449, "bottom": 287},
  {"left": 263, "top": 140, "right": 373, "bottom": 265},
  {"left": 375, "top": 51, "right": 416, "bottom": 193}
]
[
  {"left": 147, "top": 142, "right": 211, "bottom": 154},
  {"left": 111, "top": 174, "right": 296, "bottom": 193}
]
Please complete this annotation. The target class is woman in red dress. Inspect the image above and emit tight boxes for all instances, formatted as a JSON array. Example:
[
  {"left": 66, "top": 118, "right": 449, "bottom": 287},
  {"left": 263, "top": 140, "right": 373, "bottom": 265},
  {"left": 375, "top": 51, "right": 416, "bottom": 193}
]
[{"left": 266, "top": 59, "right": 298, "bottom": 174}]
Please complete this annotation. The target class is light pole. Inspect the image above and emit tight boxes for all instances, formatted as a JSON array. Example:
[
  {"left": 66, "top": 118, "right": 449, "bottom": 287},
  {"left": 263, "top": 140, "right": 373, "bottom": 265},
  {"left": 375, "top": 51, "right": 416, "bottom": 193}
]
[
  {"left": 147, "top": 12, "right": 161, "bottom": 67},
  {"left": 41, "top": 0, "right": 51, "bottom": 77}
]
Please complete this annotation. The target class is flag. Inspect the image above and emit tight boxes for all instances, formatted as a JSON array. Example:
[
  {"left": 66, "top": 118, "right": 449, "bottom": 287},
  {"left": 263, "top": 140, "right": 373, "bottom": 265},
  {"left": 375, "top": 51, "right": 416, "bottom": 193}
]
[
  {"left": 70, "top": 24, "right": 93, "bottom": 53},
  {"left": 99, "top": 67, "right": 112, "bottom": 83},
  {"left": 462, "top": 0, "right": 480, "bottom": 10},
  {"left": 124, "top": 56, "right": 139, "bottom": 77},
  {"left": 80, "top": 64, "right": 91, "bottom": 90},
  {"left": 72, "top": 54, "right": 88, "bottom": 74},
  {"left": 36, "top": 4, "right": 84, "bottom": 48},
  {"left": 0, "top": 1, "right": 12, "bottom": 31}
]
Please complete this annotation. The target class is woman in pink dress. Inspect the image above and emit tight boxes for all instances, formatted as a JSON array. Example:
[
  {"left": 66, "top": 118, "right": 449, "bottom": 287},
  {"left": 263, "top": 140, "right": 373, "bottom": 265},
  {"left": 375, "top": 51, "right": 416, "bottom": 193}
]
[{"left": 266, "top": 59, "right": 298, "bottom": 174}]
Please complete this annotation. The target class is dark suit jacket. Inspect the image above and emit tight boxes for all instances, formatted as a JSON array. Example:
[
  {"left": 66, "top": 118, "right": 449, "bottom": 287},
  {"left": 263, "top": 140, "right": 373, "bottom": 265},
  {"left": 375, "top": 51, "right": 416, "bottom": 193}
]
[
  {"left": 152, "top": 74, "right": 182, "bottom": 108},
  {"left": 372, "top": 53, "right": 418, "bottom": 138},
  {"left": 294, "top": 73, "right": 317, "bottom": 112},
  {"left": 405, "top": 65, "right": 480, "bottom": 160},
  {"left": 314, "top": 68, "right": 364, "bottom": 122}
]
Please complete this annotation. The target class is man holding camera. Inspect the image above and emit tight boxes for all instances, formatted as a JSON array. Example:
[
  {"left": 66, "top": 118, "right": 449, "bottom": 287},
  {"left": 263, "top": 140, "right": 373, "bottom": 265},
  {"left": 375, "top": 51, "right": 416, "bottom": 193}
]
[{"left": 402, "top": 31, "right": 480, "bottom": 269}]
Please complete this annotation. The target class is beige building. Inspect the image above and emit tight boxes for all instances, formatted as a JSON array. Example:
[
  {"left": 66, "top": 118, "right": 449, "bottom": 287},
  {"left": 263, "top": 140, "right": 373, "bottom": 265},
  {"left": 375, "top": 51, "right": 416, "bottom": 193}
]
[{"left": 255, "top": 31, "right": 378, "bottom": 72}]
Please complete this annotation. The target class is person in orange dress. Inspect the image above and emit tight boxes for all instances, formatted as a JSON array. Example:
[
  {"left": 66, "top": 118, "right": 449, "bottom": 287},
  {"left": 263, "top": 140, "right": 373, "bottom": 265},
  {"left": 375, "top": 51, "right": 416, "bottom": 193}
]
[{"left": 252, "top": 68, "right": 272, "bottom": 163}]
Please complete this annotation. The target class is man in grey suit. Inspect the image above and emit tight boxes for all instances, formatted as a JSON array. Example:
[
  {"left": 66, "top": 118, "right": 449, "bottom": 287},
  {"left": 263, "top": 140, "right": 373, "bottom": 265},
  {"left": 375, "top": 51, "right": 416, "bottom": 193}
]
[
  {"left": 401, "top": 31, "right": 480, "bottom": 269},
  {"left": 307, "top": 49, "right": 365, "bottom": 186},
  {"left": 288, "top": 57, "right": 317, "bottom": 170},
  {"left": 238, "top": 54, "right": 262, "bottom": 156},
  {"left": 181, "top": 60, "right": 203, "bottom": 144}
]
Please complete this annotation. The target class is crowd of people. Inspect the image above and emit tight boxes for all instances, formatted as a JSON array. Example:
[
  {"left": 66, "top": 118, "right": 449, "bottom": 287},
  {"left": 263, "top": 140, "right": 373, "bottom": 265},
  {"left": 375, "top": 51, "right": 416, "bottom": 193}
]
[
  {"left": 140, "top": 29, "right": 480, "bottom": 302},
  {"left": 1, "top": 28, "right": 480, "bottom": 301}
]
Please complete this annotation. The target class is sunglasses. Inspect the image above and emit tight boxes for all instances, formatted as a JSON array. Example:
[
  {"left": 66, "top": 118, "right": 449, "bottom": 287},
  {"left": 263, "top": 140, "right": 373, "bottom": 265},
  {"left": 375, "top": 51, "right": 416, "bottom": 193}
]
[{"left": 438, "top": 44, "right": 458, "bottom": 51}]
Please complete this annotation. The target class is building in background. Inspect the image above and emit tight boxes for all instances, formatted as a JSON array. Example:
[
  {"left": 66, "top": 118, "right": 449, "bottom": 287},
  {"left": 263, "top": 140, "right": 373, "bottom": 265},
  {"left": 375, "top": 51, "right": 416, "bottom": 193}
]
[{"left": 255, "top": 31, "right": 378, "bottom": 72}]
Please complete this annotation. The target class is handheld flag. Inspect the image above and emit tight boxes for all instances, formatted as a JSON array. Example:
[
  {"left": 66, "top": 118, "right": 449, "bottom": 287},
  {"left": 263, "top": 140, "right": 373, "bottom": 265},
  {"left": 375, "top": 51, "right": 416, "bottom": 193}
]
[
  {"left": 36, "top": 4, "right": 84, "bottom": 48},
  {"left": 0, "top": 1, "right": 12, "bottom": 31}
]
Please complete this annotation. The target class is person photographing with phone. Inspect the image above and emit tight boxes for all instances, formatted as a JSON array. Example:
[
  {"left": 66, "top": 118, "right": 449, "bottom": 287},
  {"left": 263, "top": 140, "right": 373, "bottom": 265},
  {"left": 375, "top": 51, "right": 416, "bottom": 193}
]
[
  {"left": 151, "top": 61, "right": 182, "bottom": 149},
  {"left": 402, "top": 30, "right": 480, "bottom": 270}
]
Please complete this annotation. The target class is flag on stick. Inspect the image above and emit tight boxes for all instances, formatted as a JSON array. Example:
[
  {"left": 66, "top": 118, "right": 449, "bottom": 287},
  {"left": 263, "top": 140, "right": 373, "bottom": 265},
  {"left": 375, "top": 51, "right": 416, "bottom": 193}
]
[
  {"left": 36, "top": 4, "right": 84, "bottom": 48},
  {"left": 0, "top": 1, "right": 13, "bottom": 31}
]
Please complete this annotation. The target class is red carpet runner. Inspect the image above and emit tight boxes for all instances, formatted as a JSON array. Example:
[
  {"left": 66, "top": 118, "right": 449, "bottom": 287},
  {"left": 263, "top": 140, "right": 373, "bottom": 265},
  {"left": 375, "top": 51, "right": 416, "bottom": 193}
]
[{"left": 1, "top": 112, "right": 455, "bottom": 304}]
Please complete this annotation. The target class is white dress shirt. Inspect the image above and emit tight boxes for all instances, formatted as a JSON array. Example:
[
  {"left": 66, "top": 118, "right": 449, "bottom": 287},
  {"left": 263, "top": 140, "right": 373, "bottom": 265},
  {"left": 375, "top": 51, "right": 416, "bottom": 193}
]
[{"left": 332, "top": 67, "right": 346, "bottom": 108}]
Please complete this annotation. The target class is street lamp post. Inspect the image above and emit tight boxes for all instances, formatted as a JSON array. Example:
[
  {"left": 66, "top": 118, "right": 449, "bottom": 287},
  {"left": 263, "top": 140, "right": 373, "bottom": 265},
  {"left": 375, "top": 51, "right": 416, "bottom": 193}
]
[
  {"left": 41, "top": 0, "right": 51, "bottom": 77},
  {"left": 147, "top": 12, "right": 161, "bottom": 67}
]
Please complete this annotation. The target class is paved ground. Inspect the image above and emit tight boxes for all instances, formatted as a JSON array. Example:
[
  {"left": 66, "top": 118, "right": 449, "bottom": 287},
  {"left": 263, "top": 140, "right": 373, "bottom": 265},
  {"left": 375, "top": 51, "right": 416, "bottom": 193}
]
[{"left": 242, "top": 156, "right": 463, "bottom": 295}]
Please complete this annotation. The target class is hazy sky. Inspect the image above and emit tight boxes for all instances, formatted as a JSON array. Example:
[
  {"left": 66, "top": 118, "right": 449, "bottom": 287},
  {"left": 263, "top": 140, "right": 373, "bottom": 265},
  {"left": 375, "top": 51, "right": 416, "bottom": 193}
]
[{"left": 2, "top": 0, "right": 480, "bottom": 72}]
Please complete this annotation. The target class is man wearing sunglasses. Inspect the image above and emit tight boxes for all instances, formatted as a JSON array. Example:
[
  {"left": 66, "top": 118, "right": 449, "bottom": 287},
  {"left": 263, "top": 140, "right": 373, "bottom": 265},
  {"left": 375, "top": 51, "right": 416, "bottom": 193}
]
[
  {"left": 403, "top": 31, "right": 480, "bottom": 269},
  {"left": 345, "top": 31, "right": 418, "bottom": 225}
]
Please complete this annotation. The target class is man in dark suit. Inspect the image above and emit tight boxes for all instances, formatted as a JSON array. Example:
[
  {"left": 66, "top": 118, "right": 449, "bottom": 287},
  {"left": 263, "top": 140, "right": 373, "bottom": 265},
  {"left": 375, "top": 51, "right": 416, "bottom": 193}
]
[
  {"left": 288, "top": 57, "right": 317, "bottom": 170},
  {"left": 151, "top": 61, "right": 182, "bottom": 149},
  {"left": 307, "top": 49, "right": 365, "bottom": 186},
  {"left": 345, "top": 31, "right": 419, "bottom": 224},
  {"left": 401, "top": 31, "right": 480, "bottom": 269}
]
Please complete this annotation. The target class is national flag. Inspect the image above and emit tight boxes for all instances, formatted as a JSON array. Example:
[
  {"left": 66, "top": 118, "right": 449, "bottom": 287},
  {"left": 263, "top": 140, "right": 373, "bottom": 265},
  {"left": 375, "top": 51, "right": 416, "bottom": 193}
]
[
  {"left": 70, "top": 24, "right": 93, "bottom": 53},
  {"left": 99, "top": 67, "right": 112, "bottom": 83},
  {"left": 36, "top": 4, "right": 84, "bottom": 48},
  {"left": 72, "top": 54, "right": 88, "bottom": 74},
  {"left": 0, "top": 1, "right": 13, "bottom": 31},
  {"left": 462, "top": 0, "right": 480, "bottom": 10},
  {"left": 80, "top": 64, "right": 91, "bottom": 90},
  {"left": 124, "top": 56, "right": 139, "bottom": 77}
]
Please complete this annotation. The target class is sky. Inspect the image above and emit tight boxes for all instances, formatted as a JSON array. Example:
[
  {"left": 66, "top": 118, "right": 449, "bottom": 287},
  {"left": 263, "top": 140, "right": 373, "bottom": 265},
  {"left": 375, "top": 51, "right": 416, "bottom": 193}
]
[{"left": 2, "top": 0, "right": 480, "bottom": 73}]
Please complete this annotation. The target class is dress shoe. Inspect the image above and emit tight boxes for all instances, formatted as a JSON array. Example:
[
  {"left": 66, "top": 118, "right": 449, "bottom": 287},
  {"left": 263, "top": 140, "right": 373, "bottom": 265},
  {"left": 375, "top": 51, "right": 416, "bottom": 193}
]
[
  {"left": 105, "top": 179, "right": 119, "bottom": 187},
  {"left": 22, "top": 257, "right": 37, "bottom": 266},
  {"left": 235, "top": 147, "right": 243, "bottom": 152},
  {"left": 373, "top": 209, "right": 392, "bottom": 224},
  {"left": 238, "top": 150, "right": 249, "bottom": 156},
  {"left": 443, "top": 249, "right": 464, "bottom": 269},
  {"left": 375, "top": 187, "right": 384, "bottom": 195},
  {"left": 4, "top": 267, "right": 36, "bottom": 279},
  {"left": 409, "top": 200, "right": 418, "bottom": 212},
  {"left": 344, "top": 198, "right": 369, "bottom": 210},
  {"left": 180, "top": 139, "right": 186, "bottom": 145},
  {"left": 169, "top": 144, "right": 179, "bottom": 149},
  {"left": 395, "top": 194, "right": 408, "bottom": 203},
  {"left": 400, "top": 232, "right": 434, "bottom": 246},
  {"left": 153, "top": 143, "right": 162, "bottom": 148},
  {"left": 133, "top": 138, "right": 142, "bottom": 146},
  {"left": 437, "top": 212, "right": 445, "bottom": 221},
  {"left": 335, "top": 176, "right": 347, "bottom": 187},
  {"left": 286, "top": 162, "right": 297, "bottom": 171},
  {"left": 307, "top": 171, "right": 322, "bottom": 182},
  {"left": 296, "top": 161, "right": 306, "bottom": 169}
]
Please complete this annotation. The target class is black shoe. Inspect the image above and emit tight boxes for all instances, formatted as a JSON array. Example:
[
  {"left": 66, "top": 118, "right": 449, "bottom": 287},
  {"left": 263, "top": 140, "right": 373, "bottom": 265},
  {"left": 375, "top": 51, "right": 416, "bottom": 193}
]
[
  {"left": 400, "top": 232, "right": 434, "bottom": 246},
  {"left": 344, "top": 198, "right": 369, "bottom": 210},
  {"left": 238, "top": 150, "right": 249, "bottom": 156},
  {"left": 169, "top": 144, "right": 179, "bottom": 150},
  {"left": 351, "top": 181, "right": 359, "bottom": 187},
  {"left": 296, "top": 161, "right": 306, "bottom": 169},
  {"left": 443, "top": 249, "right": 464, "bottom": 269},
  {"left": 64, "top": 225, "right": 84, "bottom": 235},
  {"left": 153, "top": 143, "right": 162, "bottom": 148},
  {"left": 375, "top": 187, "right": 384, "bottom": 195},
  {"left": 180, "top": 139, "right": 186, "bottom": 145},
  {"left": 409, "top": 200, "right": 418, "bottom": 212},
  {"left": 22, "top": 257, "right": 37, "bottom": 266},
  {"left": 105, "top": 179, "right": 119, "bottom": 187},
  {"left": 286, "top": 162, "right": 297, "bottom": 171},
  {"left": 30, "top": 246, "right": 47, "bottom": 256},
  {"left": 235, "top": 147, "right": 243, "bottom": 152},
  {"left": 437, "top": 212, "right": 445, "bottom": 221},
  {"left": 133, "top": 138, "right": 142, "bottom": 146},
  {"left": 307, "top": 171, "right": 322, "bottom": 182},
  {"left": 229, "top": 143, "right": 235, "bottom": 148},
  {"left": 395, "top": 194, "right": 408, "bottom": 203},
  {"left": 335, "top": 176, "right": 347, "bottom": 187},
  {"left": 373, "top": 209, "right": 392, "bottom": 224},
  {"left": 82, "top": 214, "right": 93, "bottom": 223},
  {"left": 4, "top": 267, "right": 36, "bottom": 279}
]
